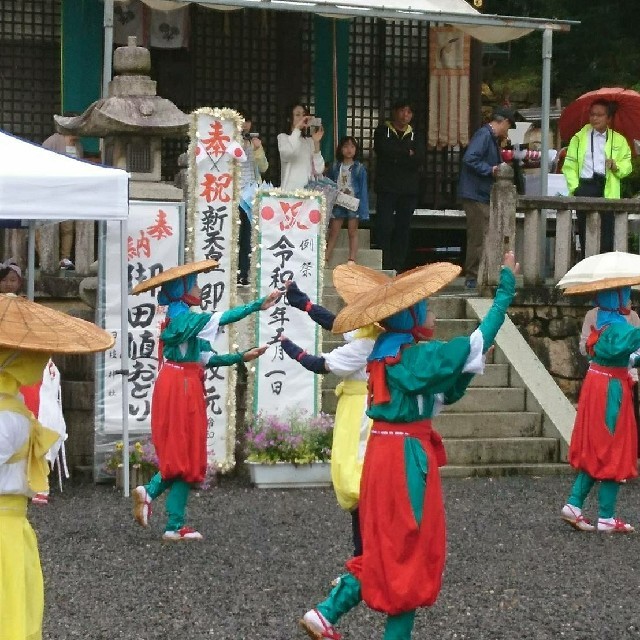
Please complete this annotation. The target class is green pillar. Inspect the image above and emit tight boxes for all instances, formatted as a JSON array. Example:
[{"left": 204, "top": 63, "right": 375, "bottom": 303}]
[
  {"left": 313, "top": 16, "right": 349, "bottom": 164},
  {"left": 62, "top": 0, "right": 103, "bottom": 154}
]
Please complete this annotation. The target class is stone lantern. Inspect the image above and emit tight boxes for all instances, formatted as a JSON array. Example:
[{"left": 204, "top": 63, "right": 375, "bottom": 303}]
[{"left": 55, "top": 36, "right": 189, "bottom": 200}]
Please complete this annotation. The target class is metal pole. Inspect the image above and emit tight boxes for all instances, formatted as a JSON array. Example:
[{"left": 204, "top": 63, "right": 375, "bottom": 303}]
[
  {"left": 120, "top": 219, "right": 130, "bottom": 497},
  {"left": 103, "top": 0, "right": 114, "bottom": 99},
  {"left": 27, "top": 222, "right": 36, "bottom": 300},
  {"left": 539, "top": 27, "right": 552, "bottom": 279}
]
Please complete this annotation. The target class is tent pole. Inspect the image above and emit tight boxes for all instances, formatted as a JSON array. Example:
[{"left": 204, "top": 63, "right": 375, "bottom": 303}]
[
  {"left": 102, "top": 0, "right": 114, "bottom": 99},
  {"left": 539, "top": 27, "right": 552, "bottom": 279},
  {"left": 27, "top": 222, "right": 36, "bottom": 301},
  {"left": 120, "top": 219, "right": 130, "bottom": 497}
]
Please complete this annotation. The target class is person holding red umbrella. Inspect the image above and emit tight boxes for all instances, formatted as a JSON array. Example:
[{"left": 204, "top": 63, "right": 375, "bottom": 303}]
[{"left": 562, "top": 98, "right": 632, "bottom": 257}]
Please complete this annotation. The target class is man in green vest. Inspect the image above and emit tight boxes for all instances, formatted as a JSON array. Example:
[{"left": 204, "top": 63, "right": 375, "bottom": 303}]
[{"left": 562, "top": 98, "right": 632, "bottom": 257}]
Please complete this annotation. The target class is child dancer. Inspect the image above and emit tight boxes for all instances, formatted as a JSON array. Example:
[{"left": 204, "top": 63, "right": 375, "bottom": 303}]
[
  {"left": 325, "top": 136, "right": 369, "bottom": 265},
  {"left": 130, "top": 260, "right": 279, "bottom": 541},
  {"left": 0, "top": 293, "right": 114, "bottom": 639},
  {"left": 561, "top": 285, "right": 640, "bottom": 533},
  {"left": 300, "top": 252, "right": 517, "bottom": 640}
]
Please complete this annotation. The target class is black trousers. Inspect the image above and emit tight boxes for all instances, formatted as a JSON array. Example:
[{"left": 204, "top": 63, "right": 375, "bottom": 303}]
[
  {"left": 375, "top": 191, "right": 417, "bottom": 272},
  {"left": 351, "top": 507, "right": 363, "bottom": 557},
  {"left": 238, "top": 209, "right": 251, "bottom": 279}
]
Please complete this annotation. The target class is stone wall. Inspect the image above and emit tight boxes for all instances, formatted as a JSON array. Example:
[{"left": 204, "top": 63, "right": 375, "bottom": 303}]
[{"left": 506, "top": 287, "right": 596, "bottom": 405}]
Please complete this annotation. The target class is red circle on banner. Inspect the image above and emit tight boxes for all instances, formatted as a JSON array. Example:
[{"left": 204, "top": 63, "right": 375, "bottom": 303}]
[
  {"left": 308, "top": 209, "right": 321, "bottom": 224},
  {"left": 234, "top": 147, "right": 243, "bottom": 157},
  {"left": 262, "top": 206, "right": 275, "bottom": 221},
  {"left": 195, "top": 146, "right": 201, "bottom": 156}
]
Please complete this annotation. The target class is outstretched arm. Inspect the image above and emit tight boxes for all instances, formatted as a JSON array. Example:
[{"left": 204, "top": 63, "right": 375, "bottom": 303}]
[
  {"left": 219, "top": 290, "right": 281, "bottom": 326},
  {"left": 280, "top": 336, "right": 329, "bottom": 374},
  {"left": 205, "top": 345, "right": 268, "bottom": 368},
  {"left": 285, "top": 280, "right": 335, "bottom": 331}
]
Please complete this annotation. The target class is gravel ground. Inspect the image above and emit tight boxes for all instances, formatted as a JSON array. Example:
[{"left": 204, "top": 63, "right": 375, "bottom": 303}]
[{"left": 34, "top": 475, "right": 640, "bottom": 640}]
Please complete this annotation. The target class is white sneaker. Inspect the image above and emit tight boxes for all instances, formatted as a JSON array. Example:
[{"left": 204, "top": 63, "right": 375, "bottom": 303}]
[
  {"left": 162, "top": 526, "right": 203, "bottom": 542},
  {"left": 299, "top": 609, "right": 341, "bottom": 639},
  {"left": 132, "top": 486, "right": 151, "bottom": 527},
  {"left": 597, "top": 517, "right": 634, "bottom": 534},
  {"left": 561, "top": 504, "right": 595, "bottom": 532}
]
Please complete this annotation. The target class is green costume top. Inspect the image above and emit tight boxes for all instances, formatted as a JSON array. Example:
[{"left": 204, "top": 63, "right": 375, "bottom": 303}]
[
  {"left": 161, "top": 297, "right": 265, "bottom": 367},
  {"left": 590, "top": 322, "right": 640, "bottom": 368},
  {"left": 367, "top": 267, "right": 516, "bottom": 423}
]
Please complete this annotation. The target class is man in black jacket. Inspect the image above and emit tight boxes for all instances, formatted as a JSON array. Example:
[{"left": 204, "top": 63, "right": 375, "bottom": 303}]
[{"left": 373, "top": 100, "right": 425, "bottom": 272}]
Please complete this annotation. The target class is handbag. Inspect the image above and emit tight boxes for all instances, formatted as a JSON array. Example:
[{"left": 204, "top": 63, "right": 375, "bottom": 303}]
[
  {"left": 304, "top": 176, "right": 341, "bottom": 214},
  {"left": 336, "top": 192, "right": 360, "bottom": 212}
]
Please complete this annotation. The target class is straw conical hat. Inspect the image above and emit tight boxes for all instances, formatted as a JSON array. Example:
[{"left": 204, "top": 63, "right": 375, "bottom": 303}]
[
  {"left": 130, "top": 259, "right": 219, "bottom": 296},
  {"left": 557, "top": 251, "right": 640, "bottom": 295},
  {"left": 332, "top": 262, "right": 461, "bottom": 333},
  {"left": 0, "top": 294, "right": 115, "bottom": 353},
  {"left": 333, "top": 263, "right": 391, "bottom": 303}
]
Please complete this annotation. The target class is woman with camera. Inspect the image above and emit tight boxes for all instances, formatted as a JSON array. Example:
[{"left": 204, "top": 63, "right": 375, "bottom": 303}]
[{"left": 277, "top": 103, "right": 324, "bottom": 191}]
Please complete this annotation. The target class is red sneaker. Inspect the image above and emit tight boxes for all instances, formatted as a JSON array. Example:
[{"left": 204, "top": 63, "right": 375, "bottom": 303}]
[{"left": 162, "top": 526, "right": 203, "bottom": 542}]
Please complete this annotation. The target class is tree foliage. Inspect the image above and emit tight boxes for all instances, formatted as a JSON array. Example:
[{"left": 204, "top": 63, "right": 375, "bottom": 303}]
[{"left": 484, "top": 0, "right": 640, "bottom": 101}]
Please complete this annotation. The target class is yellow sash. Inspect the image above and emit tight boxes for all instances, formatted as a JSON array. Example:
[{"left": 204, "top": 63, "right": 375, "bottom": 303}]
[
  {"left": 2, "top": 395, "right": 59, "bottom": 494},
  {"left": 335, "top": 379, "right": 368, "bottom": 397}
]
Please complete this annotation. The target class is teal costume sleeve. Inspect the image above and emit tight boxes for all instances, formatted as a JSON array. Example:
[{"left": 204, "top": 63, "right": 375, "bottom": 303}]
[
  {"left": 594, "top": 323, "right": 640, "bottom": 366},
  {"left": 477, "top": 267, "right": 516, "bottom": 350},
  {"left": 206, "top": 351, "right": 244, "bottom": 367},
  {"left": 161, "top": 313, "right": 212, "bottom": 346},
  {"left": 219, "top": 297, "right": 266, "bottom": 326}
]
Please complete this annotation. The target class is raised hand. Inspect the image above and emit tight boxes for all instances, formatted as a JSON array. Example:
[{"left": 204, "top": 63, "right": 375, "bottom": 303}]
[
  {"left": 260, "top": 290, "right": 281, "bottom": 310},
  {"left": 242, "top": 345, "right": 268, "bottom": 362}
]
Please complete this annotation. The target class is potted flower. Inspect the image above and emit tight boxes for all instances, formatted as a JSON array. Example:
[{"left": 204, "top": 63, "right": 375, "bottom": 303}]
[
  {"left": 245, "top": 409, "right": 333, "bottom": 488},
  {"left": 103, "top": 439, "right": 159, "bottom": 490}
]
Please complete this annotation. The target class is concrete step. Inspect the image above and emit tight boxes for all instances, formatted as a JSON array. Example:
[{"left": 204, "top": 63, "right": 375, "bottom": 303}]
[
  {"left": 443, "top": 437, "right": 560, "bottom": 465},
  {"left": 469, "top": 363, "right": 509, "bottom": 387},
  {"left": 440, "top": 462, "right": 572, "bottom": 478},
  {"left": 333, "top": 228, "right": 371, "bottom": 248},
  {"left": 441, "top": 387, "right": 525, "bottom": 412},
  {"left": 428, "top": 296, "right": 467, "bottom": 319},
  {"left": 327, "top": 247, "right": 382, "bottom": 269},
  {"left": 433, "top": 318, "right": 478, "bottom": 341},
  {"left": 434, "top": 411, "right": 541, "bottom": 438}
]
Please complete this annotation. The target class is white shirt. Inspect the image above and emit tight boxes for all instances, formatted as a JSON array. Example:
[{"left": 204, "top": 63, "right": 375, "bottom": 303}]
[
  {"left": 323, "top": 337, "right": 375, "bottom": 380},
  {"left": 580, "top": 128, "right": 607, "bottom": 179},
  {"left": 0, "top": 409, "right": 31, "bottom": 496},
  {"left": 277, "top": 130, "right": 325, "bottom": 190}
]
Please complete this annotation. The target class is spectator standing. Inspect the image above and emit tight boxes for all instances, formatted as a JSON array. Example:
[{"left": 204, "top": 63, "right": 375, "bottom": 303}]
[
  {"left": 325, "top": 136, "right": 370, "bottom": 265},
  {"left": 373, "top": 99, "right": 424, "bottom": 273},
  {"left": 42, "top": 124, "right": 84, "bottom": 270},
  {"left": 458, "top": 107, "right": 515, "bottom": 289},
  {"left": 237, "top": 112, "right": 269, "bottom": 287},
  {"left": 562, "top": 98, "right": 632, "bottom": 258},
  {"left": 277, "top": 103, "right": 324, "bottom": 191}
]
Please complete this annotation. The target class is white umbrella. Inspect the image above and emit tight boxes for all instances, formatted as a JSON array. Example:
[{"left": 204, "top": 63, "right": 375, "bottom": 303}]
[{"left": 557, "top": 251, "right": 640, "bottom": 295}]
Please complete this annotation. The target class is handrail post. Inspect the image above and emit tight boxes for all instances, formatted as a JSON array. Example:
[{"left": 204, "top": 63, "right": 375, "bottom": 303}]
[
  {"left": 554, "top": 208, "right": 572, "bottom": 282},
  {"left": 585, "top": 210, "right": 601, "bottom": 257},
  {"left": 613, "top": 210, "right": 628, "bottom": 251}
]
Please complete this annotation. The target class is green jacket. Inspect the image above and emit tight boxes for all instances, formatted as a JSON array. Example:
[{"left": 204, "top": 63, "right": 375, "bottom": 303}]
[{"left": 562, "top": 124, "right": 632, "bottom": 198}]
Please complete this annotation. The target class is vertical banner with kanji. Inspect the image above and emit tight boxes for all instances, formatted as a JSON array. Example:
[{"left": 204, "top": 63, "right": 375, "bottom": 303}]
[
  {"left": 96, "top": 201, "right": 183, "bottom": 442},
  {"left": 251, "top": 191, "right": 326, "bottom": 416},
  {"left": 187, "top": 107, "right": 243, "bottom": 473}
]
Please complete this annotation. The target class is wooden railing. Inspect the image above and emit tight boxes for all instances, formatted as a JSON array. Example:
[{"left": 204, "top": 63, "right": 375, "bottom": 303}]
[{"left": 481, "top": 165, "right": 640, "bottom": 286}]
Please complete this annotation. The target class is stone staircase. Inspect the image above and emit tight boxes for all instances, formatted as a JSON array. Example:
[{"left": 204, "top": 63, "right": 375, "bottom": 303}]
[{"left": 322, "top": 228, "right": 573, "bottom": 478}]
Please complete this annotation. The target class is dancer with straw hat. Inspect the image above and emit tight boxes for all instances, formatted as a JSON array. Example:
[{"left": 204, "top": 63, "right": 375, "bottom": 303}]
[
  {"left": 0, "top": 293, "right": 114, "bottom": 640},
  {"left": 300, "top": 251, "right": 518, "bottom": 640},
  {"left": 130, "top": 260, "right": 280, "bottom": 541},
  {"left": 280, "top": 278, "right": 387, "bottom": 557},
  {"left": 557, "top": 254, "right": 640, "bottom": 534}
]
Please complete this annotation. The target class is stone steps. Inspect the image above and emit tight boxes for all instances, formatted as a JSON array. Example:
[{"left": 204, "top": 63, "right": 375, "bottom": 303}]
[
  {"left": 435, "top": 411, "right": 541, "bottom": 438},
  {"left": 440, "top": 463, "right": 574, "bottom": 478},
  {"left": 443, "top": 436, "right": 559, "bottom": 466}
]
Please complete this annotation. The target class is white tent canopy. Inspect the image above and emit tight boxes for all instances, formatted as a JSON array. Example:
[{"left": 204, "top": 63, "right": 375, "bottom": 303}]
[
  {"left": 0, "top": 129, "right": 132, "bottom": 494},
  {"left": 0, "top": 131, "right": 128, "bottom": 220}
]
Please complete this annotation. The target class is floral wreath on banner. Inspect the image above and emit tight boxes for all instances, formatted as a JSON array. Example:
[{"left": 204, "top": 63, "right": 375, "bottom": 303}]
[
  {"left": 186, "top": 106, "right": 244, "bottom": 473},
  {"left": 246, "top": 187, "right": 327, "bottom": 424}
]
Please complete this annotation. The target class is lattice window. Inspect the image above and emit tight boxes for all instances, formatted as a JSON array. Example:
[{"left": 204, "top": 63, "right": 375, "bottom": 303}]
[{"left": 0, "top": 0, "right": 61, "bottom": 143}]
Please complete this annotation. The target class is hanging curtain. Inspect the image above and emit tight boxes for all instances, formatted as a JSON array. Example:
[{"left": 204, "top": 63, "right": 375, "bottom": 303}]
[{"left": 428, "top": 26, "right": 470, "bottom": 149}]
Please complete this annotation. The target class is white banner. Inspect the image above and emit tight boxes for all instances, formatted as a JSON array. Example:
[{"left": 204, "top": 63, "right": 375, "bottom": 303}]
[
  {"left": 252, "top": 191, "right": 325, "bottom": 416},
  {"left": 187, "top": 108, "right": 243, "bottom": 473},
  {"left": 99, "top": 201, "right": 183, "bottom": 435}
]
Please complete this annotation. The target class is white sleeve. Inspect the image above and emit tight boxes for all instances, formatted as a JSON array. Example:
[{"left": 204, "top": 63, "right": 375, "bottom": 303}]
[
  {"left": 462, "top": 329, "right": 485, "bottom": 375},
  {"left": 278, "top": 130, "right": 302, "bottom": 162},
  {"left": 0, "top": 411, "right": 30, "bottom": 466},
  {"left": 323, "top": 339, "right": 373, "bottom": 377},
  {"left": 311, "top": 146, "right": 325, "bottom": 176},
  {"left": 197, "top": 313, "right": 222, "bottom": 344}
]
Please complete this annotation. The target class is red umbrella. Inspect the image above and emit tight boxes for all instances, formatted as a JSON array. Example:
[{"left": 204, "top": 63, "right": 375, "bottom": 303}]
[{"left": 559, "top": 87, "right": 640, "bottom": 152}]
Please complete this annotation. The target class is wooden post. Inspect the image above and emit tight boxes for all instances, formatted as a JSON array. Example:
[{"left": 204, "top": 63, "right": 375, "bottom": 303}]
[{"left": 479, "top": 164, "right": 516, "bottom": 286}]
